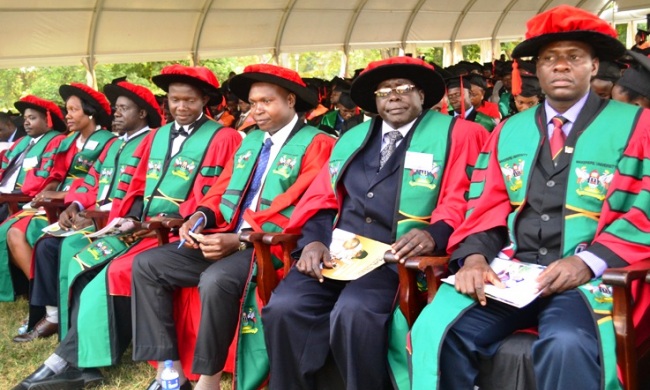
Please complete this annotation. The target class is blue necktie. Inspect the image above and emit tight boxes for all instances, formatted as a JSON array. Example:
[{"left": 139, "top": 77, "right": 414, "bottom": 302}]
[{"left": 236, "top": 138, "right": 273, "bottom": 230}]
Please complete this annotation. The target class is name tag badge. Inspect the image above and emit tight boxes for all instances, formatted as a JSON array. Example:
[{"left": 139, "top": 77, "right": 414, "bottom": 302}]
[
  {"left": 85, "top": 140, "right": 99, "bottom": 150},
  {"left": 404, "top": 151, "right": 434, "bottom": 171},
  {"left": 22, "top": 156, "right": 39, "bottom": 169}
]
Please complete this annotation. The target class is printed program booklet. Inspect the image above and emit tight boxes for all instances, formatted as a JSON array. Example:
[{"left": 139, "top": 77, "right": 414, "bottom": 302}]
[
  {"left": 322, "top": 229, "right": 391, "bottom": 281},
  {"left": 442, "top": 257, "right": 547, "bottom": 308}
]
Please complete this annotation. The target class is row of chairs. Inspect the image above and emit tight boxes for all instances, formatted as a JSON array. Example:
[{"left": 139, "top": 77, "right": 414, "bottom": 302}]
[{"left": 4, "top": 192, "right": 648, "bottom": 389}]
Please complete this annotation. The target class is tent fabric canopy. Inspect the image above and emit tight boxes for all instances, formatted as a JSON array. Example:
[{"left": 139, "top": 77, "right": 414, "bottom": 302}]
[{"left": 0, "top": 0, "right": 644, "bottom": 69}]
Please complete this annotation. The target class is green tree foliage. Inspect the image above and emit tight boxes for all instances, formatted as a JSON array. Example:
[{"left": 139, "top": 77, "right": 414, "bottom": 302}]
[
  {"left": 419, "top": 47, "right": 443, "bottom": 65},
  {"left": 0, "top": 49, "right": 385, "bottom": 110}
]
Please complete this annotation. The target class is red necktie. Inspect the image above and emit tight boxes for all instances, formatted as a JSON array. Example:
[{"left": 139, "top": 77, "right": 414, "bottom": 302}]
[{"left": 550, "top": 115, "right": 567, "bottom": 160}]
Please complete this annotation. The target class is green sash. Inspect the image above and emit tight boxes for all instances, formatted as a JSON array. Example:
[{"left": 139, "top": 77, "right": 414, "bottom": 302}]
[
  {"left": 411, "top": 282, "right": 621, "bottom": 390},
  {"left": 328, "top": 110, "right": 453, "bottom": 238},
  {"left": 55, "top": 130, "right": 116, "bottom": 190},
  {"left": 233, "top": 126, "right": 327, "bottom": 390},
  {"left": 143, "top": 121, "right": 221, "bottom": 217},
  {"left": 220, "top": 126, "right": 323, "bottom": 231}
]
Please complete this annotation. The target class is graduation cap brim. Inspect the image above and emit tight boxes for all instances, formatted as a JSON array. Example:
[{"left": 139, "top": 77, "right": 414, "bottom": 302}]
[
  {"left": 445, "top": 76, "right": 471, "bottom": 91},
  {"left": 13, "top": 101, "right": 67, "bottom": 132},
  {"left": 152, "top": 74, "right": 222, "bottom": 106},
  {"left": 512, "top": 31, "right": 625, "bottom": 61},
  {"left": 104, "top": 83, "right": 162, "bottom": 128},
  {"left": 350, "top": 62, "right": 445, "bottom": 114},
  {"left": 59, "top": 84, "right": 112, "bottom": 128},
  {"left": 229, "top": 72, "right": 317, "bottom": 112}
]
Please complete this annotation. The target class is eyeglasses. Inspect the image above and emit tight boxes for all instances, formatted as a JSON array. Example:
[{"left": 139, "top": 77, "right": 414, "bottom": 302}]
[{"left": 374, "top": 84, "right": 416, "bottom": 98}]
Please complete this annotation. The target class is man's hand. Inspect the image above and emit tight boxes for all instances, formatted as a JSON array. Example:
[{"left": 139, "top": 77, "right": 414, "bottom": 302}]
[
  {"left": 454, "top": 254, "right": 504, "bottom": 306},
  {"left": 296, "top": 241, "right": 334, "bottom": 283},
  {"left": 194, "top": 233, "right": 240, "bottom": 261},
  {"left": 59, "top": 204, "right": 80, "bottom": 230},
  {"left": 391, "top": 228, "right": 435, "bottom": 262},
  {"left": 535, "top": 255, "right": 592, "bottom": 297},
  {"left": 179, "top": 213, "right": 206, "bottom": 249}
]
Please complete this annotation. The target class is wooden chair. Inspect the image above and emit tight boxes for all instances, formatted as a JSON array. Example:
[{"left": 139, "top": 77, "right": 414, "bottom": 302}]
[
  {"left": 0, "top": 193, "right": 35, "bottom": 216},
  {"left": 396, "top": 255, "right": 650, "bottom": 390},
  {"left": 602, "top": 259, "right": 650, "bottom": 389}
]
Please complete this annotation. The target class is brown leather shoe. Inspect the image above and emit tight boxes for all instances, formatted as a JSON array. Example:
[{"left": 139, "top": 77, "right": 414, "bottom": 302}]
[{"left": 13, "top": 318, "right": 58, "bottom": 342}]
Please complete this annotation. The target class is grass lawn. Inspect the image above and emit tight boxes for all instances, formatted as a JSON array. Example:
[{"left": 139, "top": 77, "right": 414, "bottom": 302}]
[{"left": 0, "top": 297, "right": 233, "bottom": 389}]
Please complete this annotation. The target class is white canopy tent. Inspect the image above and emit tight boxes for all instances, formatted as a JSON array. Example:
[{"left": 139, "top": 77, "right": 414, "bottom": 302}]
[{"left": 1, "top": 0, "right": 649, "bottom": 84}]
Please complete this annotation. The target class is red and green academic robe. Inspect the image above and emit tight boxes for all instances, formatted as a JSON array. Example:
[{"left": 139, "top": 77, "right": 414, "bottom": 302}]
[
  {"left": 61, "top": 121, "right": 241, "bottom": 368},
  {"left": 55, "top": 130, "right": 149, "bottom": 333},
  {"left": 169, "top": 124, "right": 334, "bottom": 383},
  {"left": 0, "top": 130, "right": 114, "bottom": 301},
  {"left": 411, "top": 101, "right": 650, "bottom": 389},
  {"left": 1, "top": 131, "right": 66, "bottom": 196},
  {"left": 282, "top": 110, "right": 487, "bottom": 390}
]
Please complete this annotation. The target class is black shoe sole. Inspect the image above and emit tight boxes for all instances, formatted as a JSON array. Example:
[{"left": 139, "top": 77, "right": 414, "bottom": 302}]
[{"left": 27, "top": 377, "right": 85, "bottom": 390}]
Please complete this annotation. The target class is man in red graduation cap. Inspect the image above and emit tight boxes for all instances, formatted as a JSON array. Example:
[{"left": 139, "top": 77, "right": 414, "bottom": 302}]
[
  {"left": 262, "top": 56, "right": 487, "bottom": 389},
  {"left": 411, "top": 5, "right": 650, "bottom": 390}
]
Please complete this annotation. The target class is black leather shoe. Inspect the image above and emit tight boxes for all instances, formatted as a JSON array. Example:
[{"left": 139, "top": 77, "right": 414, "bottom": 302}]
[
  {"left": 80, "top": 367, "right": 104, "bottom": 386},
  {"left": 146, "top": 378, "right": 192, "bottom": 390},
  {"left": 11, "top": 364, "right": 84, "bottom": 390}
]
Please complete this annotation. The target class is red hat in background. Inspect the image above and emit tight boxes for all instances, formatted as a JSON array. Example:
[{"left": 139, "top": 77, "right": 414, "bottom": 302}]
[
  {"left": 512, "top": 5, "right": 625, "bottom": 60},
  {"left": 152, "top": 65, "right": 222, "bottom": 106},
  {"left": 351, "top": 56, "right": 445, "bottom": 114},
  {"left": 104, "top": 80, "right": 164, "bottom": 128},
  {"left": 229, "top": 64, "right": 318, "bottom": 112},
  {"left": 14, "top": 95, "right": 67, "bottom": 132},
  {"left": 59, "top": 83, "right": 112, "bottom": 128}
]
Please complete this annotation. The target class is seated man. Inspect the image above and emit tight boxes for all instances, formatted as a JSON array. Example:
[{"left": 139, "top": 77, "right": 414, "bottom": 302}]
[
  {"left": 410, "top": 6, "right": 650, "bottom": 390},
  {"left": 15, "top": 79, "right": 161, "bottom": 343},
  {"left": 131, "top": 63, "right": 334, "bottom": 390},
  {"left": 12, "top": 65, "right": 242, "bottom": 390},
  {"left": 262, "top": 57, "right": 487, "bottom": 390}
]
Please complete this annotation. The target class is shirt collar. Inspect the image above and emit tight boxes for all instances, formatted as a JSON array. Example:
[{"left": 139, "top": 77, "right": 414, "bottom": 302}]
[
  {"left": 174, "top": 112, "right": 203, "bottom": 134},
  {"left": 264, "top": 114, "right": 298, "bottom": 146},
  {"left": 544, "top": 92, "right": 590, "bottom": 125},
  {"left": 122, "top": 126, "right": 150, "bottom": 141},
  {"left": 30, "top": 134, "right": 44, "bottom": 144},
  {"left": 381, "top": 116, "right": 418, "bottom": 139}
]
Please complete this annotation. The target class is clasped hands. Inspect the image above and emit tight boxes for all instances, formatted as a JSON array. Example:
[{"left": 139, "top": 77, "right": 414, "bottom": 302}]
[
  {"left": 454, "top": 254, "right": 593, "bottom": 306},
  {"left": 296, "top": 228, "right": 436, "bottom": 282}
]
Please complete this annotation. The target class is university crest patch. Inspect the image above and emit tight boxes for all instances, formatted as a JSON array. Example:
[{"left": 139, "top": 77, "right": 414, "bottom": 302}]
[
  {"left": 329, "top": 161, "right": 341, "bottom": 188},
  {"left": 74, "top": 156, "right": 93, "bottom": 173},
  {"left": 575, "top": 166, "right": 613, "bottom": 201},
  {"left": 501, "top": 160, "right": 525, "bottom": 191},
  {"left": 88, "top": 241, "right": 114, "bottom": 260},
  {"left": 146, "top": 160, "right": 162, "bottom": 180},
  {"left": 171, "top": 157, "right": 196, "bottom": 181},
  {"left": 408, "top": 162, "right": 440, "bottom": 190},
  {"left": 240, "top": 306, "right": 259, "bottom": 334},
  {"left": 99, "top": 168, "right": 113, "bottom": 184},
  {"left": 272, "top": 154, "right": 297, "bottom": 178},
  {"left": 236, "top": 151, "right": 252, "bottom": 169}
]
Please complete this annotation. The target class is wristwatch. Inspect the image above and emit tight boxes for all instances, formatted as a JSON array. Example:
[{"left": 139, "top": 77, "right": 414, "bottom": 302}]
[{"left": 238, "top": 242, "right": 247, "bottom": 251}]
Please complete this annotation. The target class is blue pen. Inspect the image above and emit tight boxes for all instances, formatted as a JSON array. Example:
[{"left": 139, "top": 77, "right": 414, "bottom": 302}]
[{"left": 178, "top": 216, "right": 205, "bottom": 249}]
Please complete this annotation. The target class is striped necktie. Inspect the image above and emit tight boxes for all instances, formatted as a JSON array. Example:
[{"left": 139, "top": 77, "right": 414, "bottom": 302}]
[
  {"left": 235, "top": 138, "right": 273, "bottom": 230},
  {"left": 550, "top": 115, "right": 567, "bottom": 161}
]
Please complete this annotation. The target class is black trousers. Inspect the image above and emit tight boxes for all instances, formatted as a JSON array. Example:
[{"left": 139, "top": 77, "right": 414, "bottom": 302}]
[
  {"left": 131, "top": 242, "right": 252, "bottom": 375},
  {"left": 440, "top": 289, "right": 600, "bottom": 390},
  {"left": 31, "top": 236, "right": 62, "bottom": 307},
  {"left": 262, "top": 264, "right": 399, "bottom": 390}
]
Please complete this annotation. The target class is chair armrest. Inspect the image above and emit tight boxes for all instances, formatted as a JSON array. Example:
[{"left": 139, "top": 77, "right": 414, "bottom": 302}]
[
  {"left": 384, "top": 253, "right": 450, "bottom": 327},
  {"left": 31, "top": 198, "right": 67, "bottom": 224},
  {"left": 79, "top": 209, "right": 110, "bottom": 230},
  {"left": 162, "top": 218, "right": 185, "bottom": 229},
  {"left": 246, "top": 233, "right": 300, "bottom": 306},
  {"left": 0, "top": 193, "right": 34, "bottom": 215},
  {"left": 139, "top": 219, "right": 172, "bottom": 246},
  {"left": 602, "top": 259, "right": 650, "bottom": 388}
]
